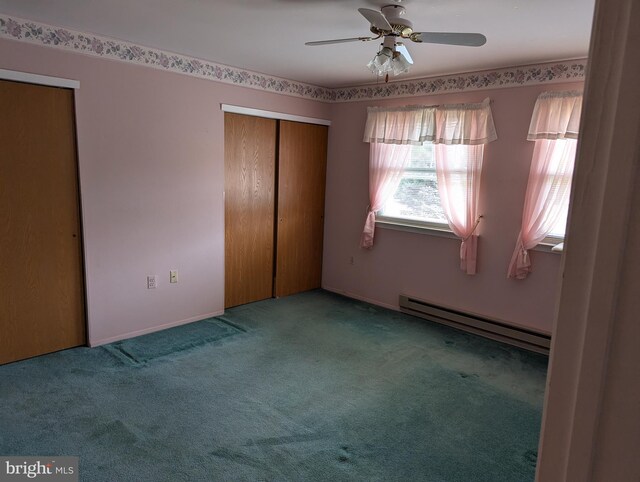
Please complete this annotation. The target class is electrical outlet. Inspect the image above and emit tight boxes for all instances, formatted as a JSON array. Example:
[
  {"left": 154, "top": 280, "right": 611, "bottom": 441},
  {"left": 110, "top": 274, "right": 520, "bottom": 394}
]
[
  {"left": 147, "top": 275, "right": 157, "bottom": 289},
  {"left": 170, "top": 270, "right": 178, "bottom": 284}
]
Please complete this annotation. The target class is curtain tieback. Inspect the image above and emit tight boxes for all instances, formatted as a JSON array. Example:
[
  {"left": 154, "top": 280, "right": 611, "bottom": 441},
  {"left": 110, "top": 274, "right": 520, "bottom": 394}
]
[
  {"left": 364, "top": 204, "right": 375, "bottom": 219},
  {"left": 462, "top": 215, "right": 484, "bottom": 242},
  {"left": 458, "top": 216, "right": 482, "bottom": 276}
]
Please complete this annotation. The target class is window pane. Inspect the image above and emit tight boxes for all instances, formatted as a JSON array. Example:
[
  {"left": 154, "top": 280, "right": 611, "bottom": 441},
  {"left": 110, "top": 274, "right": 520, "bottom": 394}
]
[
  {"left": 547, "top": 187, "right": 570, "bottom": 237},
  {"left": 382, "top": 170, "right": 447, "bottom": 223},
  {"left": 406, "top": 144, "right": 436, "bottom": 169},
  {"left": 379, "top": 144, "right": 447, "bottom": 224},
  {"left": 544, "top": 152, "right": 574, "bottom": 239}
]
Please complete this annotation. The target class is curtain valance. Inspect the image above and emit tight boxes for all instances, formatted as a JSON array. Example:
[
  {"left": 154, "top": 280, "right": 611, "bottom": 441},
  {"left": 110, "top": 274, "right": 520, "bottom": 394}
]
[
  {"left": 363, "top": 98, "right": 497, "bottom": 146},
  {"left": 527, "top": 91, "right": 583, "bottom": 141}
]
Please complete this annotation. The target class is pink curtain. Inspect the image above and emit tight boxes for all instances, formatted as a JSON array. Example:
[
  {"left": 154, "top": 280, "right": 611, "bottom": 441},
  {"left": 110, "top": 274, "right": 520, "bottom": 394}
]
[
  {"left": 435, "top": 144, "right": 485, "bottom": 274},
  {"left": 508, "top": 139, "right": 577, "bottom": 279},
  {"left": 360, "top": 142, "right": 411, "bottom": 248}
]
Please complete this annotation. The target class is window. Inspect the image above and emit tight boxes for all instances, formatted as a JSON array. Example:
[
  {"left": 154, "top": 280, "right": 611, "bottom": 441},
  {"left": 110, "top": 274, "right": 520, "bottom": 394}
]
[
  {"left": 543, "top": 200, "right": 569, "bottom": 243},
  {"left": 361, "top": 100, "right": 494, "bottom": 273},
  {"left": 377, "top": 143, "right": 449, "bottom": 229},
  {"left": 540, "top": 138, "right": 576, "bottom": 244}
]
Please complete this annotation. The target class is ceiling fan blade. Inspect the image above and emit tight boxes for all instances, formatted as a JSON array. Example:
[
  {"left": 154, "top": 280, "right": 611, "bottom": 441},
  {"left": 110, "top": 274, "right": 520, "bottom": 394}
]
[
  {"left": 305, "top": 37, "right": 374, "bottom": 46},
  {"left": 412, "top": 32, "right": 487, "bottom": 47},
  {"left": 358, "top": 8, "right": 392, "bottom": 31},
  {"left": 396, "top": 43, "right": 414, "bottom": 64}
]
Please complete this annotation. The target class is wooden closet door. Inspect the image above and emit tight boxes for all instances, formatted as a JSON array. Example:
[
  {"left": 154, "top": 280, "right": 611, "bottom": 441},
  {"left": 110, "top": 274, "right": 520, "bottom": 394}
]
[
  {"left": 275, "top": 121, "right": 328, "bottom": 297},
  {"left": 0, "top": 80, "right": 86, "bottom": 365},
  {"left": 224, "top": 113, "right": 277, "bottom": 308}
]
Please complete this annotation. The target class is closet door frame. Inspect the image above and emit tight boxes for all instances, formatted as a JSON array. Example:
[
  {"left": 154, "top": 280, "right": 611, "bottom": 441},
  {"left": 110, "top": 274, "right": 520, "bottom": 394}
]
[{"left": 221, "top": 105, "right": 330, "bottom": 306}]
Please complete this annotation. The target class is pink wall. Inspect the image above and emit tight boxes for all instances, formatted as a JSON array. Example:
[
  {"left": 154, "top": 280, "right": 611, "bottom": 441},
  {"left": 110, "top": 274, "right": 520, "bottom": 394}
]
[
  {"left": 1, "top": 34, "right": 584, "bottom": 340},
  {"left": 0, "top": 38, "right": 331, "bottom": 345},
  {"left": 322, "top": 82, "right": 583, "bottom": 333}
]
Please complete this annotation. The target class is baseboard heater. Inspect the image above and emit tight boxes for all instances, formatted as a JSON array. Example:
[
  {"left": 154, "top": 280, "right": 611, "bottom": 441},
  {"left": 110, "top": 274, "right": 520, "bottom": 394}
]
[{"left": 399, "top": 295, "right": 551, "bottom": 355}]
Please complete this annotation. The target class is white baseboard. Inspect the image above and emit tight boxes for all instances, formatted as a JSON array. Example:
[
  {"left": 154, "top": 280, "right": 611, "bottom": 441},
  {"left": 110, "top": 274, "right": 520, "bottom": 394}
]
[
  {"left": 322, "top": 285, "right": 399, "bottom": 312},
  {"left": 88, "top": 310, "right": 225, "bottom": 347}
]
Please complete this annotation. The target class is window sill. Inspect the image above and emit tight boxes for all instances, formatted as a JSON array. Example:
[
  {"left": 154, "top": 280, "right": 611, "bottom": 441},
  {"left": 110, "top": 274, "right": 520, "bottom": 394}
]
[
  {"left": 533, "top": 242, "right": 564, "bottom": 254},
  {"left": 375, "top": 218, "right": 564, "bottom": 252},
  {"left": 375, "top": 218, "right": 458, "bottom": 240}
]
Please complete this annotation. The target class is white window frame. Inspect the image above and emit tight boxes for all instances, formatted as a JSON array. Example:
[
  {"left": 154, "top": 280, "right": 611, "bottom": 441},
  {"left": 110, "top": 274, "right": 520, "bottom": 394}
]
[
  {"left": 542, "top": 233, "right": 566, "bottom": 245},
  {"left": 375, "top": 216, "right": 457, "bottom": 239}
]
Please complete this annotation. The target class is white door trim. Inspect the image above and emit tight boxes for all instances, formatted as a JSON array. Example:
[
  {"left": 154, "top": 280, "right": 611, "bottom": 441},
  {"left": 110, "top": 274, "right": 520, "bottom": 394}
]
[
  {"left": 0, "top": 68, "right": 80, "bottom": 89},
  {"left": 221, "top": 104, "right": 330, "bottom": 126}
]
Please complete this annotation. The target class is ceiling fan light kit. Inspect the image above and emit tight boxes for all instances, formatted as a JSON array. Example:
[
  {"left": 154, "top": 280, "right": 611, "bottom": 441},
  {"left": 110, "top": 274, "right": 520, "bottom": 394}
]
[
  {"left": 392, "top": 51, "right": 412, "bottom": 75},
  {"left": 367, "top": 36, "right": 411, "bottom": 78},
  {"left": 305, "top": 4, "right": 487, "bottom": 82}
]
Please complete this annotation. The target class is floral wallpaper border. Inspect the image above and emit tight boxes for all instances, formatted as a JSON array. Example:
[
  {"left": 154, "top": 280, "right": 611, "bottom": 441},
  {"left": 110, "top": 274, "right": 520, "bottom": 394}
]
[
  {"left": 0, "top": 15, "right": 333, "bottom": 101},
  {"left": 332, "top": 60, "right": 586, "bottom": 102},
  {"left": 0, "top": 14, "right": 586, "bottom": 103}
]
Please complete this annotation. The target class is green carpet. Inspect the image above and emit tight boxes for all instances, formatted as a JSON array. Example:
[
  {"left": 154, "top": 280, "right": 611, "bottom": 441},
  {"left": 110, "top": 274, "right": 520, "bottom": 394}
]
[
  {"left": 102, "top": 318, "right": 244, "bottom": 365},
  {"left": 0, "top": 290, "right": 547, "bottom": 481}
]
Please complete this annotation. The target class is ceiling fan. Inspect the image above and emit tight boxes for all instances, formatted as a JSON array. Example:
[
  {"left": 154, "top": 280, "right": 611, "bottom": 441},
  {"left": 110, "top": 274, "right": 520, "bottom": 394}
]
[{"left": 305, "top": 5, "right": 487, "bottom": 81}]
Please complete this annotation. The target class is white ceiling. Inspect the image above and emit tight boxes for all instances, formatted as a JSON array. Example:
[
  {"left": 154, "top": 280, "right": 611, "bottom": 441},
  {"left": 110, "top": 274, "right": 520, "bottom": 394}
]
[{"left": 0, "top": 0, "right": 595, "bottom": 88}]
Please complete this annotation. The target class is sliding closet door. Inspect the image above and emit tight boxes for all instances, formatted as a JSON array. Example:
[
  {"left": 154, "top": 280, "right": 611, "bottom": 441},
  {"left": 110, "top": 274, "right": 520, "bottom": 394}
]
[
  {"left": 0, "top": 80, "right": 86, "bottom": 365},
  {"left": 275, "top": 121, "right": 328, "bottom": 297},
  {"left": 224, "top": 113, "right": 277, "bottom": 308}
]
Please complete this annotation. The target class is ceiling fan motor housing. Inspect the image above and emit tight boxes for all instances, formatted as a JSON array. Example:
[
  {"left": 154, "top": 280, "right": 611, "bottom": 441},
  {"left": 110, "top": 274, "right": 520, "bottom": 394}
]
[{"left": 381, "top": 5, "right": 414, "bottom": 37}]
